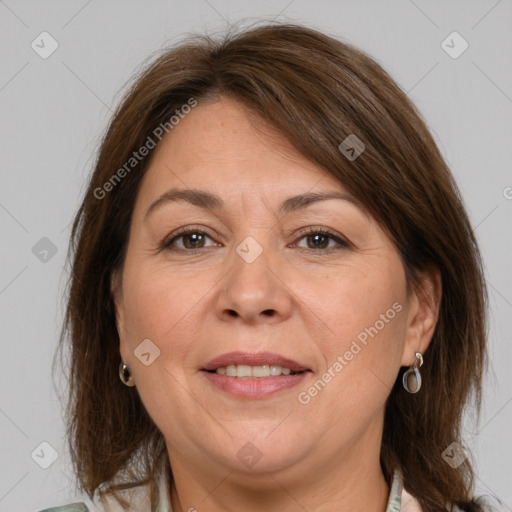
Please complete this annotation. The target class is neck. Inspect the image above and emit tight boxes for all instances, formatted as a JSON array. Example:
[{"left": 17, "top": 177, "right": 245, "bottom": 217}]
[{"left": 167, "top": 425, "right": 391, "bottom": 511}]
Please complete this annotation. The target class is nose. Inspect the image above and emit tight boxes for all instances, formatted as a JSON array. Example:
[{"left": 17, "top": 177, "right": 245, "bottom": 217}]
[{"left": 214, "top": 242, "right": 293, "bottom": 325}]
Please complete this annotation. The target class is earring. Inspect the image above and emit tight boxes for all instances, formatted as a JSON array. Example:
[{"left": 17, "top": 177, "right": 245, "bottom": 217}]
[
  {"left": 119, "top": 361, "right": 135, "bottom": 387},
  {"left": 402, "top": 352, "right": 423, "bottom": 393}
]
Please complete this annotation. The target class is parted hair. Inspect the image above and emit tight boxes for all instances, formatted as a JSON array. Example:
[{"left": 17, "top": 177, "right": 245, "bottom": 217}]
[{"left": 56, "top": 21, "right": 490, "bottom": 511}]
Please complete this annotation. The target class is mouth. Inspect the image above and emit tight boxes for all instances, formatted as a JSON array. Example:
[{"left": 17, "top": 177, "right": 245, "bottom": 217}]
[
  {"left": 205, "top": 364, "right": 306, "bottom": 378},
  {"left": 201, "top": 351, "right": 312, "bottom": 399}
]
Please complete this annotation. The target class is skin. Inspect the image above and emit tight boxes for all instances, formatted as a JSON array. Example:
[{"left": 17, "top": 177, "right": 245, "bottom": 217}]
[{"left": 111, "top": 96, "right": 441, "bottom": 512}]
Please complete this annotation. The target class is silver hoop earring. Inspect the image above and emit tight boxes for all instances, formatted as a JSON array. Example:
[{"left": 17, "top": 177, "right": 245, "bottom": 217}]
[
  {"left": 119, "top": 361, "right": 135, "bottom": 387},
  {"left": 402, "top": 352, "right": 423, "bottom": 393}
]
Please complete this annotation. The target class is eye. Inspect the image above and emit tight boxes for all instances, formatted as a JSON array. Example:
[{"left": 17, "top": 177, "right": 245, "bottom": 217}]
[
  {"left": 160, "top": 226, "right": 350, "bottom": 253},
  {"left": 161, "top": 228, "right": 218, "bottom": 251},
  {"left": 291, "top": 227, "right": 350, "bottom": 252}
]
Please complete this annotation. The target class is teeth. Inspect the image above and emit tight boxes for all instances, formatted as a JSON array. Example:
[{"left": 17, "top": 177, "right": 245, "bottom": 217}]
[
  {"left": 252, "top": 365, "right": 270, "bottom": 377},
  {"left": 270, "top": 365, "right": 281, "bottom": 376},
  {"left": 214, "top": 364, "right": 298, "bottom": 378}
]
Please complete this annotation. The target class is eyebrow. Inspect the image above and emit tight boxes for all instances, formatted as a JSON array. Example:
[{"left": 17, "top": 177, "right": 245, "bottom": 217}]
[{"left": 144, "top": 187, "right": 364, "bottom": 220}]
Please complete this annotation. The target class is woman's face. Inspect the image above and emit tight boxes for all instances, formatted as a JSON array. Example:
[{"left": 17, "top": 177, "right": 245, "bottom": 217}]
[{"left": 112, "top": 96, "right": 436, "bottom": 480}]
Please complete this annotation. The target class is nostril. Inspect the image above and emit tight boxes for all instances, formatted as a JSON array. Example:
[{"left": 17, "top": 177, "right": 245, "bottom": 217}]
[{"left": 262, "top": 309, "right": 275, "bottom": 316}]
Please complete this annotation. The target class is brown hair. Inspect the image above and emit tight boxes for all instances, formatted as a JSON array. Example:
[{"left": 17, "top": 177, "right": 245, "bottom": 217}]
[{"left": 56, "top": 21, "right": 490, "bottom": 511}]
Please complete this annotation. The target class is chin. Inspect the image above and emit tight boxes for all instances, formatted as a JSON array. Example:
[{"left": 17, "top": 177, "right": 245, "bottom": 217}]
[{"left": 210, "top": 430, "right": 308, "bottom": 476}]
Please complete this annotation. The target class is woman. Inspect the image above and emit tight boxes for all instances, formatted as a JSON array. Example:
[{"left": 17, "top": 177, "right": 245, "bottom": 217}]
[{"left": 43, "top": 21, "right": 496, "bottom": 512}]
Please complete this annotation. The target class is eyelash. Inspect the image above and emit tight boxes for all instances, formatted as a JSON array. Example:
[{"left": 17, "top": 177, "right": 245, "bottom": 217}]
[{"left": 160, "top": 226, "right": 350, "bottom": 253}]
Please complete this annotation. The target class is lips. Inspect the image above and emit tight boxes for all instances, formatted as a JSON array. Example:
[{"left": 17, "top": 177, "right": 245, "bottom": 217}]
[
  {"left": 202, "top": 351, "right": 310, "bottom": 373},
  {"left": 201, "top": 351, "right": 313, "bottom": 398}
]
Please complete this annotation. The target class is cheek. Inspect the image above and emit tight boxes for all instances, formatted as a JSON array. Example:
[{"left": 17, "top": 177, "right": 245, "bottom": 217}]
[
  {"left": 313, "top": 258, "right": 407, "bottom": 393},
  {"left": 121, "top": 260, "right": 204, "bottom": 343},
  {"left": 119, "top": 259, "right": 222, "bottom": 398},
  {"left": 119, "top": 264, "right": 208, "bottom": 435}
]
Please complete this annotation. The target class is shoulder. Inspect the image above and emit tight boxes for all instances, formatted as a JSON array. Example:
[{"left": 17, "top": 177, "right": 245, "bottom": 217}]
[
  {"left": 38, "top": 504, "right": 90, "bottom": 512},
  {"left": 37, "top": 482, "right": 152, "bottom": 512},
  {"left": 39, "top": 452, "right": 171, "bottom": 512},
  {"left": 402, "top": 486, "right": 499, "bottom": 512}
]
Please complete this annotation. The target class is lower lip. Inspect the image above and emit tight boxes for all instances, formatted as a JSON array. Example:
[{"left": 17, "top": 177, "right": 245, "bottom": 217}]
[{"left": 202, "top": 371, "right": 311, "bottom": 399}]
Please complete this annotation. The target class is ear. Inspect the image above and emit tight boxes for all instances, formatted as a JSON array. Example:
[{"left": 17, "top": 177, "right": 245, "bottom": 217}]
[{"left": 401, "top": 266, "right": 442, "bottom": 366}]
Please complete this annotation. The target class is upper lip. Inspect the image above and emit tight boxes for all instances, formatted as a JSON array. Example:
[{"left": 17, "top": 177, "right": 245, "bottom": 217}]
[{"left": 202, "top": 351, "right": 310, "bottom": 372}]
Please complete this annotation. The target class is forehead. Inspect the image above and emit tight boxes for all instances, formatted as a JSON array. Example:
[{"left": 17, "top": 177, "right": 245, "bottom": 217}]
[{"left": 137, "top": 96, "right": 347, "bottom": 203}]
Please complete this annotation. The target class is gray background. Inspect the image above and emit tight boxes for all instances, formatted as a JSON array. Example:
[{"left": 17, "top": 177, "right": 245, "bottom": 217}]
[{"left": 1, "top": 1, "right": 511, "bottom": 511}]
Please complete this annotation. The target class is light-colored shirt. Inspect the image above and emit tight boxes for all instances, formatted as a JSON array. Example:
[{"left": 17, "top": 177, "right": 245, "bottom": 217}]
[{"left": 38, "top": 463, "right": 428, "bottom": 512}]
